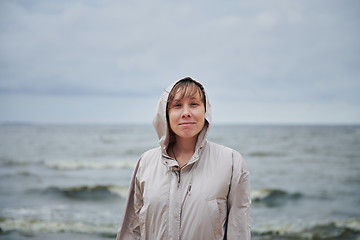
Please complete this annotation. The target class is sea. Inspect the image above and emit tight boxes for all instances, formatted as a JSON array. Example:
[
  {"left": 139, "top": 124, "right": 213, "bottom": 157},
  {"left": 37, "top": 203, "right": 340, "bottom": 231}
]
[{"left": 0, "top": 124, "right": 359, "bottom": 240}]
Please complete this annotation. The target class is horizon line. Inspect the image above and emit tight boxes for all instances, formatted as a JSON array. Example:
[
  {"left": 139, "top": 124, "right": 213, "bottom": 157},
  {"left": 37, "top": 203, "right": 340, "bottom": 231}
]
[{"left": 1, "top": 121, "right": 359, "bottom": 126}]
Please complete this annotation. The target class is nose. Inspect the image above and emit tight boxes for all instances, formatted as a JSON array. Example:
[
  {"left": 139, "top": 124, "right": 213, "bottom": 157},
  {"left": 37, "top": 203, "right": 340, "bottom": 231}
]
[{"left": 181, "top": 106, "right": 191, "bottom": 118}]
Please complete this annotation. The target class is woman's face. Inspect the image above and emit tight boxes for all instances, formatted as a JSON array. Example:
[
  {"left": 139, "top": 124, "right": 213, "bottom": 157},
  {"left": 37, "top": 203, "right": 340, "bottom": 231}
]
[{"left": 168, "top": 91, "right": 205, "bottom": 141}]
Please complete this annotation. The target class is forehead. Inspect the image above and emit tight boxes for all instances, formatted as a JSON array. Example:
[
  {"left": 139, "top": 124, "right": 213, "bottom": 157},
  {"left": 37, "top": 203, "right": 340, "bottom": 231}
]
[{"left": 173, "top": 90, "right": 202, "bottom": 101}]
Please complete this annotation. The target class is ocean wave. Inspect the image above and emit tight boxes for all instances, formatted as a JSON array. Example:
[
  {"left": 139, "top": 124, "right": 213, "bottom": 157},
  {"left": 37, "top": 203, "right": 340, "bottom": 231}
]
[
  {"left": 251, "top": 189, "right": 302, "bottom": 207},
  {"left": 0, "top": 218, "right": 116, "bottom": 237},
  {"left": 252, "top": 219, "right": 360, "bottom": 239},
  {"left": 0, "top": 157, "right": 35, "bottom": 166},
  {"left": 1, "top": 218, "right": 359, "bottom": 239},
  {"left": 248, "top": 151, "right": 287, "bottom": 157},
  {"left": 44, "top": 160, "right": 136, "bottom": 170},
  {"left": 1, "top": 157, "right": 137, "bottom": 170},
  {"left": 42, "top": 185, "right": 128, "bottom": 200},
  {"left": 42, "top": 186, "right": 297, "bottom": 203}
]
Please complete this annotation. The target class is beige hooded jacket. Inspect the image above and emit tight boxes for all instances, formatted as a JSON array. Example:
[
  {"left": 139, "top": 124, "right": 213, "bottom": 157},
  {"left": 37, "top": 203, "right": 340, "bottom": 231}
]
[{"left": 116, "top": 81, "right": 251, "bottom": 240}]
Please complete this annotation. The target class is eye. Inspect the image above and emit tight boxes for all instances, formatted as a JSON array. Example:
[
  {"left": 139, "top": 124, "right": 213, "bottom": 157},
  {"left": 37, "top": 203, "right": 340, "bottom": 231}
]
[{"left": 190, "top": 102, "right": 199, "bottom": 107}]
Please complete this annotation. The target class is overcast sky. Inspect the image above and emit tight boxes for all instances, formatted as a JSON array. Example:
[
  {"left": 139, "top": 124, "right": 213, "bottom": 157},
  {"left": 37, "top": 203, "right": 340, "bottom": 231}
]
[{"left": 0, "top": 0, "right": 359, "bottom": 124}]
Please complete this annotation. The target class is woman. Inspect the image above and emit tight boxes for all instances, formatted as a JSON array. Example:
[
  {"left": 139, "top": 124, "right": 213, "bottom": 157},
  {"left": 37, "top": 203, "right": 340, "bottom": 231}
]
[{"left": 116, "top": 77, "right": 251, "bottom": 240}]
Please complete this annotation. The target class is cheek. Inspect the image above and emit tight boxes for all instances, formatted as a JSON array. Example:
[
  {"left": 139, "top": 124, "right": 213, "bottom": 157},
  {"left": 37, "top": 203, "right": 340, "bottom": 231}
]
[
  {"left": 168, "top": 110, "right": 178, "bottom": 128},
  {"left": 197, "top": 107, "right": 206, "bottom": 120},
  {"left": 200, "top": 115, "right": 205, "bottom": 126},
  {"left": 194, "top": 109, "right": 206, "bottom": 128}
]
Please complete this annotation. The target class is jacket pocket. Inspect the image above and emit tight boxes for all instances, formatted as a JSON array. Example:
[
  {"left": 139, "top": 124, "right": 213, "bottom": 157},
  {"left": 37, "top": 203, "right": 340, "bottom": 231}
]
[{"left": 206, "top": 199, "right": 223, "bottom": 239}]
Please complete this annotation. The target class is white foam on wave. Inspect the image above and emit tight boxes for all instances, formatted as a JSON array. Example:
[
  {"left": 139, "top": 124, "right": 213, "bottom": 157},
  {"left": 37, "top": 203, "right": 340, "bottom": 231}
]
[
  {"left": 2, "top": 217, "right": 359, "bottom": 237},
  {"left": 251, "top": 189, "right": 273, "bottom": 201},
  {"left": 45, "top": 160, "right": 136, "bottom": 170},
  {"left": 252, "top": 218, "right": 360, "bottom": 238},
  {"left": 42, "top": 184, "right": 129, "bottom": 199},
  {"left": 344, "top": 219, "right": 360, "bottom": 231},
  {"left": 0, "top": 218, "right": 116, "bottom": 235},
  {"left": 251, "top": 189, "right": 289, "bottom": 201},
  {"left": 107, "top": 185, "right": 129, "bottom": 198}
]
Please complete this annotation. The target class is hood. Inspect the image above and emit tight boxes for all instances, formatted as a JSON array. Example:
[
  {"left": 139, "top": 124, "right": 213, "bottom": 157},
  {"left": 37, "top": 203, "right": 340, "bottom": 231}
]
[{"left": 152, "top": 79, "right": 212, "bottom": 156}]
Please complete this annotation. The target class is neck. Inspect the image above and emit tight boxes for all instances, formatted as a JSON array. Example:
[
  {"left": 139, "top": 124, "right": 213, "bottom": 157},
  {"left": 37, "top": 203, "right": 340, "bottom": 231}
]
[
  {"left": 171, "top": 135, "right": 198, "bottom": 168},
  {"left": 174, "top": 135, "right": 198, "bottom": 154}
]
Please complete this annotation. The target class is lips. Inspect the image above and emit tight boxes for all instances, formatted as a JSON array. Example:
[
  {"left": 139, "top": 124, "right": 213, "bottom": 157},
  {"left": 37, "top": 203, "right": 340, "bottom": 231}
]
[{"left": 179, "top": 122, "right": 196, "bottom": 126}]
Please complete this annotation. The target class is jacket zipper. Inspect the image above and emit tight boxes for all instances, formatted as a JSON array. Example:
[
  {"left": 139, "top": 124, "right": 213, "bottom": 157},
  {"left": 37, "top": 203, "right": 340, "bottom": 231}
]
[
  {"left": 176, "top": 170, "right": 181, "bottom": 188},
  {"left": 183, "top": 184, "right": 191, "bottom": 202},
  {"left": 176, "top": 160, "right": 198, "bottom": 239},
  {"left": 180, "top": 183, "right": 192, "bottom": 223}
]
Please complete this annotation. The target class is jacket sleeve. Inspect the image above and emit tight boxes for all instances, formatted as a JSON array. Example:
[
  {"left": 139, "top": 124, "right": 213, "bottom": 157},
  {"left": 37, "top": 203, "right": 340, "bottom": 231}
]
[
  {"left": 226, "top": 151, "right": 251, "bottom": 240},
  {"left": 116, "top": 158, "right": 143, "bottom": 240}
]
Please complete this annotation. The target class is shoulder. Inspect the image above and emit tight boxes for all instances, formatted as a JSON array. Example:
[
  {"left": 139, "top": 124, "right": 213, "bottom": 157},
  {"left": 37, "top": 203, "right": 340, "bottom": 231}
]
[
  {"left": 139, "top": 147, "right": 161, "bottom": 162},
  {"left": 142, "top": 147, "right": 161, "bottom": 157},
  {"left": 134, "top": 147, "right": 163, "bottom": 171},
  {"left": 206, "top": 141, "right": 243, "bottom": 158},
  {"left": 206, "top": 141, "right": 248, "bottom": 171}
]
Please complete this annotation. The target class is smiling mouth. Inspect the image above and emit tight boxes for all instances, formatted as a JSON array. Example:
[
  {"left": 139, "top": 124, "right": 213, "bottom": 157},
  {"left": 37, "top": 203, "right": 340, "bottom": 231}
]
[{"left": 179, "top": 122, "right": 196, "bottom": 126}]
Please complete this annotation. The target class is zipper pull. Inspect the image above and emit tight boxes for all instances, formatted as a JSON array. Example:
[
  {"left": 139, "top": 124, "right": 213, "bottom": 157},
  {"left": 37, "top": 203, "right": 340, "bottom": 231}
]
[
  {"left": 176, "top": 171, "right": 181, "bottom": 188},
  {"left": 187, "top": 183, "right": 192, "bottom": 196}
]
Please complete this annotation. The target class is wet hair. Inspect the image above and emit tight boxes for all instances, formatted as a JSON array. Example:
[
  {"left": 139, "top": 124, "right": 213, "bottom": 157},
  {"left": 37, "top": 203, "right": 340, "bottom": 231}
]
[{"left": 166, "top": 77, "right": 206, "bottom": 122}]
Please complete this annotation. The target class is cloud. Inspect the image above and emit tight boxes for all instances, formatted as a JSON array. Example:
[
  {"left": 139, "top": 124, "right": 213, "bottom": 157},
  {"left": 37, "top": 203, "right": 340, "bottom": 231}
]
[{"left": 0, "top": 0, "right": 359, "bottom": 123}]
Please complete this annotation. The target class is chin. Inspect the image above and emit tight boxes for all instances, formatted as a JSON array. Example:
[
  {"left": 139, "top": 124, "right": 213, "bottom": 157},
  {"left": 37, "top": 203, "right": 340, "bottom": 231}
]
[{"left": 177, "top": 130, "right": 201, "bottom": 139}]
